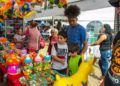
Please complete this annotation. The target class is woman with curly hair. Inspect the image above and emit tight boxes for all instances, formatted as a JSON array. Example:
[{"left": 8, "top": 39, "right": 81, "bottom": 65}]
[
  {"left": 91, "top": 24, "right": 113, "bottom": 85},
  {"left": 64, "top": 5, "right": 88, "bottom": 55}
]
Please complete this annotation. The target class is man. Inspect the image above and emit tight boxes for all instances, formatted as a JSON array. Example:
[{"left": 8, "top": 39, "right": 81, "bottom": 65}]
[
  {"left": 103, "top": 0, "right": 120, "bottom": 86},
  {"left": 64, "top": 5, "right": 88, "bottom": 55}
]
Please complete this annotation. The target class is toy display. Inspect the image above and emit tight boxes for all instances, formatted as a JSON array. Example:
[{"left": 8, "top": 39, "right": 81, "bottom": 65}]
[{"left": 0, "top": 37, "right": 94, "bottom": 86}]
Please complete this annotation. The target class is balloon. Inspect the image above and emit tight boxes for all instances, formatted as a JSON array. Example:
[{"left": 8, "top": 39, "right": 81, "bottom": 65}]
[
  {"left": 53, "top": 55, "right": 94, "bottom": 86},
  {"left": 4, "top": 1, "right": 13, "bottom": 10},
  {"left": 21, "top": 3, "right": 30, "bottom": 14},
  {"left": 14, "top": 9, "right": 23, "bottom": 18}
]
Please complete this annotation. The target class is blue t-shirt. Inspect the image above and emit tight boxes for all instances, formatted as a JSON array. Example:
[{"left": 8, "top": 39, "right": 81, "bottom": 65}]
[{"left": 67, "top": 24, "right": 87, "bottom": 51}]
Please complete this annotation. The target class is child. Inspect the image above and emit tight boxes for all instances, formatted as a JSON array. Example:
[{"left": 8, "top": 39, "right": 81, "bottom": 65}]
[
  {"left": 67, "top": 44, "right": 82, "bottom": 76},
  {"left": 47, "top": 28, "right": 58, "bottom": 55},
  {"left": 51, "top": 30, "right": 68, "bottom": 75},
  {"left": 14, "top": 29, "right": 25, "bottom": 49}
]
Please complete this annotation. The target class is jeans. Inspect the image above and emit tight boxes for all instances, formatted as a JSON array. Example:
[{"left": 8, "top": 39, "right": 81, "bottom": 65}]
[{"left": 99, "top": 49, "right": 112, "bottom": 76}]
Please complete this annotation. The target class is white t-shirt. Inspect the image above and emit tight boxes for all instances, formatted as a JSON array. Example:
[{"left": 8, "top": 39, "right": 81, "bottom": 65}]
[
  {"left": 14, "top": 34, "right": 25, "bottom": 42},
  {"left": 51, "top": 43, "right": 68, "bottom": 70}
]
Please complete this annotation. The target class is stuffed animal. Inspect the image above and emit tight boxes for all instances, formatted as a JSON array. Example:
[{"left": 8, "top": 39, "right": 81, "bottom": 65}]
[{"left": 53, "top": 55, "right": 94, "bottom": 86}]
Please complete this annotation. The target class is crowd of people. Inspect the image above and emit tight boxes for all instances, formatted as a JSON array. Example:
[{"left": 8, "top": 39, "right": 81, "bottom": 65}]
[{"left": 0, "top": 0, "right": 120, "bottom": 86}]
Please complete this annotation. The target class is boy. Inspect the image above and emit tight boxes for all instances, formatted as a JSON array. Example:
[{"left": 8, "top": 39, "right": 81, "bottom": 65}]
[
  {"left": 67, "top": 44, "right": 82, "bottom": 75},
  {"left": 51, "top": 30, "right": 68, "bottom": 75}
]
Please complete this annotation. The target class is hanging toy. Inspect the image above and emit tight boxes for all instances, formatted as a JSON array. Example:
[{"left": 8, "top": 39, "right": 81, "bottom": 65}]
[
  {"left": 21, "top": 2, "right": 30, "bottom": 14},
  {"left": 49, "top": 0, "right": 54, "bottom": 4},
  {"left": 58, "top": 0, "right": 68, "bottom": 8},
  {"left": 14, "top": 8, "right": 24, "bottom": 18},
  {"left": 16, "top": 0, "right": 25, "bottom": 7},
  {"left": 24, "top": 10, "right": 37, "bottom": 18},
  {"left": 4, "top": 1, "right": 13, "bottom": 10}
]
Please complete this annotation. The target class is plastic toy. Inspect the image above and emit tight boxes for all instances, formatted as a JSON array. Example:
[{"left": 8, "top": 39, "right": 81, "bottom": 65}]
[
  {"left": 24, "top": 54, "right": 32, "bottom": 63},
  {"left": 6, "top": 54, "right": 21, "bottom": 75},
  {"left": 53, "top": 56, "right": 94, "bottom": 86}
]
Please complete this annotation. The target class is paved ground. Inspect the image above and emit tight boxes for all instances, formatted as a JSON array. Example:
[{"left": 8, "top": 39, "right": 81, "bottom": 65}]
[{"left": 88, "top": 61, "right": 101, "bottom": 86}]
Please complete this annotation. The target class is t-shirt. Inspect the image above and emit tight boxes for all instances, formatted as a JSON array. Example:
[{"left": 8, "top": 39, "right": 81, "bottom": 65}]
[
  {"left": 67, "top": 24, "right": 87, "bottom": 51},
  {"left": 14, "top": 34, "right": 25, "bottom": 42},
  {"left": 51, "top": 43, "right": 68, "bottom": 70},
  {"left": 68, "top": 55, "right": 82, "bottom": 75},
  {"left": 14, "top": 34, "right": 25, "bottom": 49},
  {"left": 105, "top": 32, "right": 120, "bottom": 85}
]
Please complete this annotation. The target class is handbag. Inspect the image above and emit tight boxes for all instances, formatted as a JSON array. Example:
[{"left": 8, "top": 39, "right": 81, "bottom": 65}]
[{"left": 39, "top": 37, "right": 45, "bottom": 49}]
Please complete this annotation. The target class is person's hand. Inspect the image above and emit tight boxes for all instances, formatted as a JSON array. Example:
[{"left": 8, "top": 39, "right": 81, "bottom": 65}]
[
  {"left": 90, "top": 44, "right": 94, "bottom": 46},
  {"left": 60, "top": 59, "right": 65, "bottom": 65}
]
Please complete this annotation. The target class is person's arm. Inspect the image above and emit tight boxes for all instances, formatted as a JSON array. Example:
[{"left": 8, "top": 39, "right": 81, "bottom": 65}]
[
  {"left": 80, "top": 41, "right": 88, "bottom": 55},
  {"left": 91, "top": 34, "right": 107, "bottom": 46},
  {"left": 80, "top": 27, "right": 88, "bottom": 55},
  {"left": 51, "top": 44, "right": 64, "bottom": 64},
  {"left": 52, "top": 56, "right": 65, "bottom": 65}
]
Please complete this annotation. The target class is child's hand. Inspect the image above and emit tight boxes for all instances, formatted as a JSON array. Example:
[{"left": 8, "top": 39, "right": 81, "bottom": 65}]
[{"left": 60, "top": 59, "right": 65, "bottom": 65}]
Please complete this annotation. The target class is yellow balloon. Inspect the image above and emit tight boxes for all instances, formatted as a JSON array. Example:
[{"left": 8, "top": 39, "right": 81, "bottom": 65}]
[{"left": 53, "top": 55, "right": 94, "bottom": 86}]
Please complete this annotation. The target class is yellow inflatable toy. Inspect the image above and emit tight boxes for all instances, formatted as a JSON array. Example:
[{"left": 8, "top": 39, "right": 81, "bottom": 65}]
[{"left": 53, "top": 55, "right": 94, "bottom": 86}]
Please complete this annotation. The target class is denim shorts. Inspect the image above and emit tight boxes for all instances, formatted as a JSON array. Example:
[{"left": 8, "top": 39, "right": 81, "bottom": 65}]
[{"left": 99, "top": 49, "right": 112, "bottom": 76}]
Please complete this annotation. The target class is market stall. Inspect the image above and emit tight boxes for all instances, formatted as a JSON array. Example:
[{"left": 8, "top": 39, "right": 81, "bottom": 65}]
[{"left": 0, "top": 37, "right": 62, "bottom": 86}]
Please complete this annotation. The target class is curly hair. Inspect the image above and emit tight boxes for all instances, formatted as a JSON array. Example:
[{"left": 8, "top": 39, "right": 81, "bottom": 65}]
[
  {"left": 109, "top": 0, "right": 120, "bottom": 7},
  {"left": 64, "top": 5, "right": 80, "bottom": 18}
]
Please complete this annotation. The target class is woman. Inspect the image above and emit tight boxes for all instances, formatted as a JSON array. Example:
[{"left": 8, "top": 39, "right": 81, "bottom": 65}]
[
  {"left": 91, "top": 24, "right": 113, "bottom": 83},
  {"left": 47, "top": 28, "right": 58, "bottom": 55},
  {"left": 25, "top": 21, "right": 41, "bottom": 51}
]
